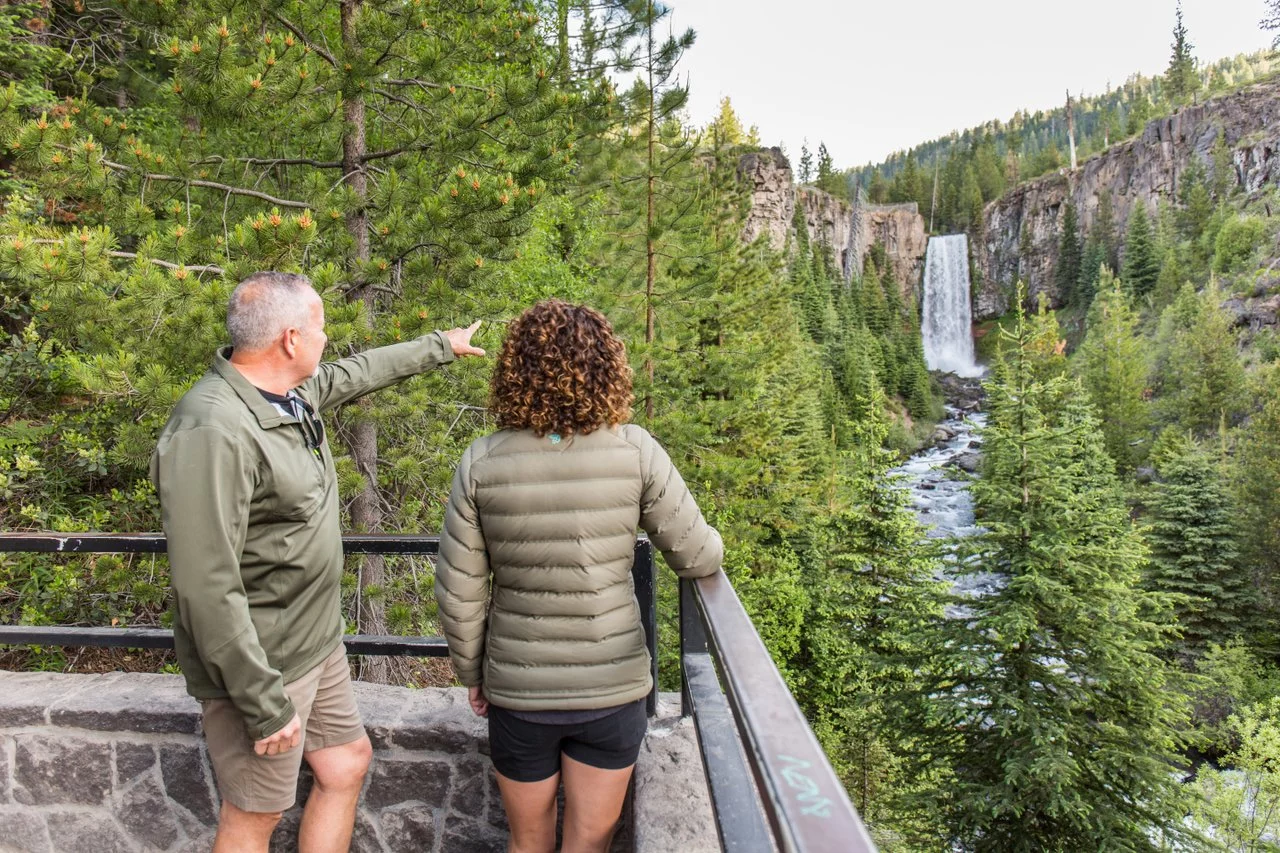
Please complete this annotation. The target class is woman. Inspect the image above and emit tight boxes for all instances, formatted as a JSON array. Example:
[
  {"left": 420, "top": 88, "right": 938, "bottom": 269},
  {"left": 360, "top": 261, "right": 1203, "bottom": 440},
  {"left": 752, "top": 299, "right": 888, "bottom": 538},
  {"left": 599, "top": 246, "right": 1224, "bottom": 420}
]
[{"left": 435, "top": 300, "right": 722, "bottom": 853}]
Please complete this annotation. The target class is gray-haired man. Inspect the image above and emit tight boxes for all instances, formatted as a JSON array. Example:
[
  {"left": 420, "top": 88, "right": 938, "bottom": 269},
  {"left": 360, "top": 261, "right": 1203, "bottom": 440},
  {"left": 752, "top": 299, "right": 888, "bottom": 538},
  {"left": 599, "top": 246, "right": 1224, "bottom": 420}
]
[{"left": 151, "top": 271, "right": 483, "bottom": 852}]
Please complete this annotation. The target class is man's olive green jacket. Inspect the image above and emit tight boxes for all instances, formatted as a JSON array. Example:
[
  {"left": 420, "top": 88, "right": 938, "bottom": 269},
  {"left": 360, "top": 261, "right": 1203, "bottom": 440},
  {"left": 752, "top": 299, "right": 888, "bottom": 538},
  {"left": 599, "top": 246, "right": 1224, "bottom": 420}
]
[
  {"left": 151, "top": 334, "right": 454, "bottom": 740},
  {"left": 435, "top": 425, "right": 723, "bottom": 711}
]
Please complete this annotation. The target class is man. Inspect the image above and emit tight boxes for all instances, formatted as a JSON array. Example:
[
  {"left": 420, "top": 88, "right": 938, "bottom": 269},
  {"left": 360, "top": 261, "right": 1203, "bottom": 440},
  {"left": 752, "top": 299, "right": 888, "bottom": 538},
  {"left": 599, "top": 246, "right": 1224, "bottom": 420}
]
[{"left": 151, "top": 271, "right": 484, "bottom": 852}]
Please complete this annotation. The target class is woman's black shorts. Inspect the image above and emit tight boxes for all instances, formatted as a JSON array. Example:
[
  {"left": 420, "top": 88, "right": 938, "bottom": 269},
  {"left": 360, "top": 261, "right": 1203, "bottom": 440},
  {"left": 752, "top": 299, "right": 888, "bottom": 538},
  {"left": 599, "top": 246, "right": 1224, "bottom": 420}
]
[{"left": 488, "top": 700, "right": 648, "bottom": 782}]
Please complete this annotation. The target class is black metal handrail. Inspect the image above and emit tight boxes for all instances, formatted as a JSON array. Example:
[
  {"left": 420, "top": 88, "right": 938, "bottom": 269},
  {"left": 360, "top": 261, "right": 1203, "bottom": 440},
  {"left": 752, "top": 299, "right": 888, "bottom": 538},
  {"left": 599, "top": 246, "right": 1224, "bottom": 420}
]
[
  {"left": 681, "top": 573, "right": 876, "bottom": 853},
  {"left": 0, "top": 532, "right": 875, "bottom": 852},
  {"left": 0, "top": 533, "right": 657, "bottom": 712}
]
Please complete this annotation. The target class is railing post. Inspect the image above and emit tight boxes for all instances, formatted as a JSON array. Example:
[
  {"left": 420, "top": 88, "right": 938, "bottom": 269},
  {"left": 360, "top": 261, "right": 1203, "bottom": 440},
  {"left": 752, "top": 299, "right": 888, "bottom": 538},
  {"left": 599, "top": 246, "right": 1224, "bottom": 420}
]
[
  {"left": 631, "top": 537, "right": 657, "bottom": 717},
  {"left": 679, "top": 577, "right": 709, "bottom": 718}
]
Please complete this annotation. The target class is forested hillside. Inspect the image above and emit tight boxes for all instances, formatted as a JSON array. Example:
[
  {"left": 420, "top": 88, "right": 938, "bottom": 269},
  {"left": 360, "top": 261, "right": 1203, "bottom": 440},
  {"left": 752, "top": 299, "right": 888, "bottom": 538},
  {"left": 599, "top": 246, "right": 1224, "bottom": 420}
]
[{"left": 854, "top": 49, "right": 1275, "bottom": 234}]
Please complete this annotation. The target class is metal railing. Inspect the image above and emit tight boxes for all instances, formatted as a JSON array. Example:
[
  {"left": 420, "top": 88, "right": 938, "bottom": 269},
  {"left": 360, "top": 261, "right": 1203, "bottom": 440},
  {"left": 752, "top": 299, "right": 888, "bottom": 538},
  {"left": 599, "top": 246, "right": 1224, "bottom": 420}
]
[{"left": 0, "top": 532, "right": 874, "bottom": 852}]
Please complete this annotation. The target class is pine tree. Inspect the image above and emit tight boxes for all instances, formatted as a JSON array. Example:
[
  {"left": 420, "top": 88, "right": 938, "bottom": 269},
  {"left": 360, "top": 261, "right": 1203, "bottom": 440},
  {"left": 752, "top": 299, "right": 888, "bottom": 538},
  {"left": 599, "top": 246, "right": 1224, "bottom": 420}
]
[
  {"left": 1054, "top": 201, "right": 1082, "bottom": 305},
  {"left": 1165, "top": 1, "right": 1200, "bottom": 105},
  {"left": 794, "top": 401, "right": 947, "bottom": 844},
  {"left": 1076, "top": 240, "right": 1107, "bottom": 305},
  {"left": 922, "top": 293, "right": 1189, "bottom": 850},
  {"left": 1121, "top": 203, "right": 1161, "bottom": 296},
  {"left": 1093, "top": 189, "right": 1120, "bottom": 272},
  {"left": 798, "top": 140, "right": 813, "bottom": 185},
  {"left": 1151, "top": 281, "right": 1248, "bottom": 435},
  {"left": 1147, "top": 446, "right": 1253, "bottom": 658},
  {"left": 1236, "top": 365, "right": 1280, "bottom": 621},
  {"left": 711, "top": 95, "right": 745, "bottom": 146},
  {"left": 1074, "top": 270, "right": 1150, "bottom": 472}
]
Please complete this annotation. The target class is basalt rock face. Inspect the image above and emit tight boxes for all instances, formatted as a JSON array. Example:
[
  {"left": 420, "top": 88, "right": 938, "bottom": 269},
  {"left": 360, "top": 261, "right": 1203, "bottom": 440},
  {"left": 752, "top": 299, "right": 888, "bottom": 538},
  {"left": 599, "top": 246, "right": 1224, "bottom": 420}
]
[
  {"left": 976, "top": 81, "right": 1280, "bottom": 319},
  {"left": 739, "top": 147, "right": 927, "bottom": 295}
]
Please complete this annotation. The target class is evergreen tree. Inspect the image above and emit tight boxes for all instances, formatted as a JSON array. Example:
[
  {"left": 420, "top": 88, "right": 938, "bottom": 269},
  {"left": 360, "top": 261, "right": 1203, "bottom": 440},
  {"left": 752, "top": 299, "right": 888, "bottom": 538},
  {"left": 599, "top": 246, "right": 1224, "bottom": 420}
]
[
  {"left": 711, "top": 95, "right": 745, "bottom": 146},
  {"left": 1077, "top": 242, "right": 1107, "bottom": 305},
  {"left": 1093, "top": 189, "right": 1120, "bottom": 272},
  {"left": 1165, "top": 1, "right": 1200, "bottom": 105},
  {"left": 922, "top": 292, "right": 1189, "bottom": 850},
  {"left": 1235, "top": 365, "right": 1280, "bottom": 620},
  {"left": 1074, "top": 270, "right": 1150, "bottom": 472},
  {"left": 1147, "top": 446, "right": 1253, "bottom": 658},
  {"left": 1054, "top": 201, "right": 1082, "bottom": 305},
  {"left": 1151, "top": 281, "right": 1248, "bottom": 435},
  {"left": 798, "top": 140, "right": 813, "bottom": 185},
  {"left": 1121, "top": 203, "right": 1161, "bottom": 296},
  {"left": 794, "top": 401, "right": 947, "bottom": 845}
]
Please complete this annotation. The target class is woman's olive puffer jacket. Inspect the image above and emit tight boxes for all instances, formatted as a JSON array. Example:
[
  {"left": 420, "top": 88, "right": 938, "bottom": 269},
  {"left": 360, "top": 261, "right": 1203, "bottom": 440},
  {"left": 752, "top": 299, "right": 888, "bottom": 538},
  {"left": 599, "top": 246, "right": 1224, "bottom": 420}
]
[{"left": 435, "top": 424, "right": 723, "bottom": 710}]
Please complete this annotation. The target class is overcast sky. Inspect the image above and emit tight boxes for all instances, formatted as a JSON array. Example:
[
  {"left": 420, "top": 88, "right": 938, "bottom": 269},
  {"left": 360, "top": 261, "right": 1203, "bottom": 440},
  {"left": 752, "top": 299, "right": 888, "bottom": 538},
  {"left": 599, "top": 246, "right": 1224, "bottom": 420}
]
[{"left": 661, "top": 0, "right": 1273, "bottom": 168}]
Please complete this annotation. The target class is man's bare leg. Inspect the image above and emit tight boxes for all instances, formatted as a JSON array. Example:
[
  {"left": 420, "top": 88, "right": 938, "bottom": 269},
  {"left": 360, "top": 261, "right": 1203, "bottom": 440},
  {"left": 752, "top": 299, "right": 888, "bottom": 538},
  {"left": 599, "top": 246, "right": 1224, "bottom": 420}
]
[
  {"left": 297, "top": 735, "right": 373, "bottom": 853},
  {"left": 212, "top": 801, "right": 282, "bottom": 853}
]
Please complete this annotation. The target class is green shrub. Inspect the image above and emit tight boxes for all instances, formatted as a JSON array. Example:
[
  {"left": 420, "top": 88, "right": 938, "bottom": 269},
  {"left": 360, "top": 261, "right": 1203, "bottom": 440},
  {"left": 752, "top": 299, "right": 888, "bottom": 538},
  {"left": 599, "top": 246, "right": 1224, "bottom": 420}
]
[{"left": 1212, "top": 214, "right": 1269, "bottom": 273}]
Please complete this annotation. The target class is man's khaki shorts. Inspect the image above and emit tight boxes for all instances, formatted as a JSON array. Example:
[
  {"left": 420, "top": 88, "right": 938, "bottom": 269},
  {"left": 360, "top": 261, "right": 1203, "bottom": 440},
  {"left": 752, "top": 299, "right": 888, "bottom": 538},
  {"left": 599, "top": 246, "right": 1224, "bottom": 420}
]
[{"left": 201, "top": 644, "right": 366, "bottom": 813}]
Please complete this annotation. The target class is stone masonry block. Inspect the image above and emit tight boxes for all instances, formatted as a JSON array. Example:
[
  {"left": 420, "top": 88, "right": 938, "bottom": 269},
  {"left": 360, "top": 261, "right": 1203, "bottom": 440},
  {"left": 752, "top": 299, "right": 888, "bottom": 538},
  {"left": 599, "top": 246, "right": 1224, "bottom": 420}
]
[
  {"left": 51, "top": 672, "right": 200, "bottom": 735},
  {"left": 391, "top": 687, "right": 485, "bottom": 754},
  {"left": 440, "top": 813, "right": 507, "bottom": 853},
  {"left": 1, "top": 735, "right": 10, "bottom": 804},
  {"left": 352, "top": 683, "right": 406, "bottom": 751},
  {"left": 351, "top": 810, "right": 385, "bottom": 853},
  {"left": 46, "top": 810, "right": 133, "bottom": 853},
  {"left": 13, "top": 734, "right": 111, "bottom": 806},
  {"left": 0, "top": 807, "right": 51, "bottom": 852},
  {"left": 379, "top": 804, "right": 436, "bottom": 851},
  {"left": 113, "top": 741, "right": 156, "bottom": 790},
  {"left": 159, "top": 742, "right": 218, "bottom": 825},
  {"left": 118, "top": 774, "right": 182, "bottom": 850},
  {"left": 631, "top": 696, "right": 718, "bottom": 853},
  {"left": 451, "top": 756, "right": 487, "bottom": 813},
  {"left": 0, "top": 672, "right": 85, "bottom": 727},
  {"left": 364, "top": 757, "right": 452, "bottom": 811}
]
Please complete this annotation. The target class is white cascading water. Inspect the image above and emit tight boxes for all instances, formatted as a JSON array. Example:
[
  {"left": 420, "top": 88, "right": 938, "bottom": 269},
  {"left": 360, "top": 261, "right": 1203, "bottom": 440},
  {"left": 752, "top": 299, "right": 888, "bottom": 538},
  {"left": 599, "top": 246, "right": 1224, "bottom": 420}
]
[{"left": 922, "top": 234, "right": 982, "bottom": 377}]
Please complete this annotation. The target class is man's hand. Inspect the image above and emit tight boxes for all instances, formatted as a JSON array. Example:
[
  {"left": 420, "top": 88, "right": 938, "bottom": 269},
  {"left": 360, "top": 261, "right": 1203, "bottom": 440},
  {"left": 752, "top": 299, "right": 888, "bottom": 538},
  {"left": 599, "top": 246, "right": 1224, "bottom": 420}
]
[
  {"left": 444, "top": 319, "right": 485, "bottom": 358},
  {"left": 468, "top": 684, "right": 489, "bottom": 717},
  {"left": 254, "top": 713, "right": 301, "bottom": 756}
]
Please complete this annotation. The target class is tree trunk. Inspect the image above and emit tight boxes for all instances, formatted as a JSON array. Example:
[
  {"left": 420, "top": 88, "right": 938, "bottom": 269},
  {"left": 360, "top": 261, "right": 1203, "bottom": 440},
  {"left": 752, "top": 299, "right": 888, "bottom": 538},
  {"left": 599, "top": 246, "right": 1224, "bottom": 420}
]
[
  {"left": 339, "top": 0, "right": 389, "bottom": 684},
  {"left": 556, "top": 0, "right": 570, "bottom": 87},
  {"left": 644, "top": 8, "right": 655, "bottom": 422},
  {"left": 1066, "top": 90, "right": 1077, "bottom": 171}
]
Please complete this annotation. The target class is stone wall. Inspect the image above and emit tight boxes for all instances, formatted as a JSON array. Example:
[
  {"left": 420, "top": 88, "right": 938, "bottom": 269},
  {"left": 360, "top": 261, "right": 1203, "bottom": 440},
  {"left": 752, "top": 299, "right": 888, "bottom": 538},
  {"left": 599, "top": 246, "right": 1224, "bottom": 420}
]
[
  {"left": 976, "top": 79, "right": 1280, "bottom": 318},
  {"left": 0, "top": 672, "right": 717, "bottom": 853}
]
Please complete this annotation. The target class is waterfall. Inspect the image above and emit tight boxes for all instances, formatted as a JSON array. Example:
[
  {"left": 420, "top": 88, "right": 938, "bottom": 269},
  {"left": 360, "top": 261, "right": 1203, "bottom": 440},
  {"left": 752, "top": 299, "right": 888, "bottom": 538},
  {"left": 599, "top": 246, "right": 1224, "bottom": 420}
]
[{"left": 922, "top": 234, "right": 982, "bottom": 377}]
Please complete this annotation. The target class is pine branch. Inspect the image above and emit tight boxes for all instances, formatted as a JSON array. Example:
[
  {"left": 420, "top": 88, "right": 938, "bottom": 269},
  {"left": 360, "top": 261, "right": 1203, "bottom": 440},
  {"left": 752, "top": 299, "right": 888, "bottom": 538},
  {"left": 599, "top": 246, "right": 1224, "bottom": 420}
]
[
  {"left": 196, "top": 155, "right": 344, "bottom": 169},
  {"left": 9, "top": 238, "right": 224, "bottom": 275},
  {"left": 109, "top": 252, "right": 224, "bottom": 275},
  {"left": 268, "top": 11, "right": 338, "bottom": 68},
  {"left": 100, "top": 159, "right": 311, "bottom": 209},
  {"left": 382, "top": 77, "right": 488, "bottom": 94}
]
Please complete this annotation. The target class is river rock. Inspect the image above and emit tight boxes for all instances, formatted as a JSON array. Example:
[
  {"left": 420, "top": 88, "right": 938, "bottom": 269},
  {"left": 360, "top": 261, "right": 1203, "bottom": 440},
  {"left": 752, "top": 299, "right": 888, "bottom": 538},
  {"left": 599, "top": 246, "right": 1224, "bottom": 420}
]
[
  {"left": 931, "top": 427, "right": 954, "bottom": 444},
  {"left": 933, "top": 372, "right": 986, "bottom": 410},
  {"left": 951, "top": 452, "right": 982, "bottom": 473}
]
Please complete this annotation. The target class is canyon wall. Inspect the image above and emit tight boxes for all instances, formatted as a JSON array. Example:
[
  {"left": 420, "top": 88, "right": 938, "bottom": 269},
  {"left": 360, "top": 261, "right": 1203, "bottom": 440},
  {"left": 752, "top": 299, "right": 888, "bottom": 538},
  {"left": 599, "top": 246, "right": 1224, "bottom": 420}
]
[
  {"left": 976, "top": 80, "right": 1280, "bottom": 318},
  {"left": 739, "top": 148, "right": 927, "bottom": 295}
]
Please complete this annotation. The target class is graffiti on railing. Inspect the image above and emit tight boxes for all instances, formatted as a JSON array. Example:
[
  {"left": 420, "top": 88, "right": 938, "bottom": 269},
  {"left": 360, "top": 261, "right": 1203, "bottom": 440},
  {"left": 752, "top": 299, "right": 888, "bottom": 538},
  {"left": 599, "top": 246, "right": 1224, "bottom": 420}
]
[{"left": 777, "top": 753, "right": 835, "bottom": 818}]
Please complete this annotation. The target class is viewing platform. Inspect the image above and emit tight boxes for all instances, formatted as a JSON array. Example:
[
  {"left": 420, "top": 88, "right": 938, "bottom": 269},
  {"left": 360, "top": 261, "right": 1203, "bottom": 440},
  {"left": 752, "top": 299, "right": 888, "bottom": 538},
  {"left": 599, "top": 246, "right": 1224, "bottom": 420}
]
[{"left": 0, "top": 534, "right": 876, "bottom": 853}]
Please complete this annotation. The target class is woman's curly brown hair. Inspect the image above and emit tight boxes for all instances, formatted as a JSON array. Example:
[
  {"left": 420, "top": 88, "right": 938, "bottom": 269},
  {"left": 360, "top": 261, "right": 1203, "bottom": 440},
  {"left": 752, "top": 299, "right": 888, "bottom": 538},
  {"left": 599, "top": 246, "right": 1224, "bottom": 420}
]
[{"left": 490, "top": 300, "right": 634, "bottom": 436}]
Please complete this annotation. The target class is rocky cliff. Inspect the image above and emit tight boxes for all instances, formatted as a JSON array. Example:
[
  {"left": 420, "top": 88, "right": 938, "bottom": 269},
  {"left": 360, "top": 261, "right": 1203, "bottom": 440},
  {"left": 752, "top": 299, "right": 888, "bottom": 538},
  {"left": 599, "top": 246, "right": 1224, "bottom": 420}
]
[
  {"left": 739, "top": 148, "right": 927, "bottom": 295},
  {"left": 977, "top": 80, "right": 1280, "bottom": 319}
]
